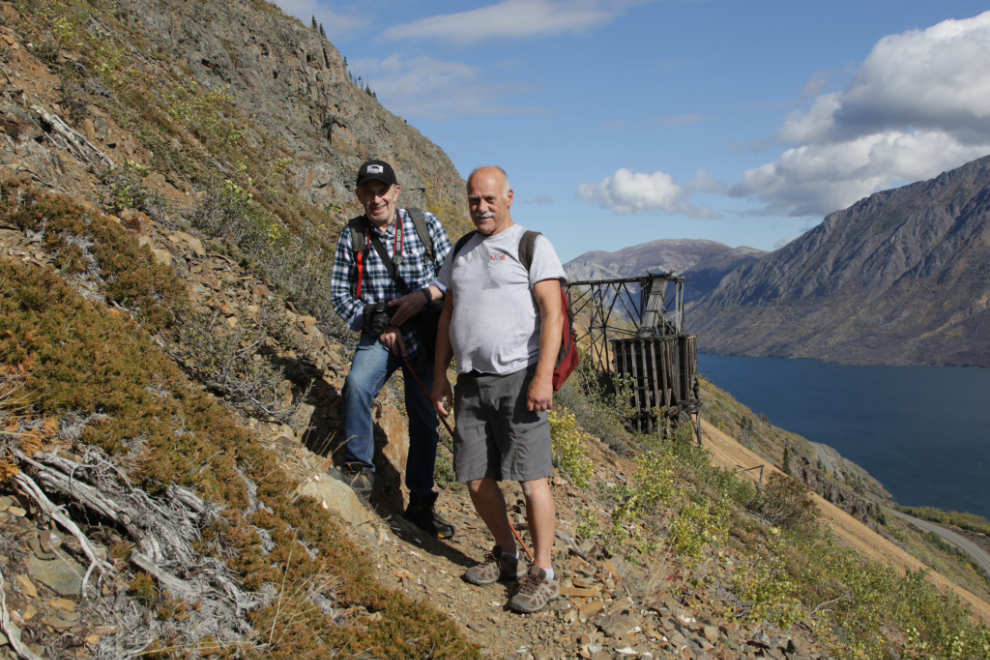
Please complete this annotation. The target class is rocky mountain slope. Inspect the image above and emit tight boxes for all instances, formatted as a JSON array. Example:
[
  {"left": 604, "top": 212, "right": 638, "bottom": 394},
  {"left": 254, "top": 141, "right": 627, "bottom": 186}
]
[
  {"left": 688, "top": 155, "right": 990, "bottom": 366},
  {"left": 564, "top": 240, "right": 765, "bottom": 316},
  {"left": 0, "top": 1, "right": 989, "bottom": 659}
]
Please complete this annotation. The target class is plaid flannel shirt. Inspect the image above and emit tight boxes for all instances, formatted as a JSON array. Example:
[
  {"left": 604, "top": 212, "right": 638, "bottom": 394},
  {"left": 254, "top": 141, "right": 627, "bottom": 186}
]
[{"left": 331, "top": 208, "right": 452, "bottom": 358}]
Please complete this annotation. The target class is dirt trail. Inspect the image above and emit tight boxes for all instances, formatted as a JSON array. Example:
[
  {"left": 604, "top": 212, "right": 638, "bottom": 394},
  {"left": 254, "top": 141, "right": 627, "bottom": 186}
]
[{"left": 699, "top": 420, "right": 990, "bottom": 623}]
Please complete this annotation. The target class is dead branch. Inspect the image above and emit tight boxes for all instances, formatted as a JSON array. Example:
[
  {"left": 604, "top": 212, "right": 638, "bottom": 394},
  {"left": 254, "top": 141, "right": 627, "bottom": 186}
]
[
  {"left": 13, "top": 470, "right": 114, "bottom": 598},
  {"left": 9, "top": 448, "right": 263, "bottom": 659},
  {"left": 0, "top": 566, "right": 43, "bottom": 660},
  {"left": 30, "top": 105, "right": 114, "bottom": 168},
  {"left": 12, "top": 448, "right": 210, "bottom": 566}
]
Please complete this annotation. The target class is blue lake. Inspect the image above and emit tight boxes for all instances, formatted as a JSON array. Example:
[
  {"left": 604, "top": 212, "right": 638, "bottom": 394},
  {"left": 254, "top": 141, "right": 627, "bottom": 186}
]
[{"left": 698, "top": 354, "right": 990, "bottom": 519}]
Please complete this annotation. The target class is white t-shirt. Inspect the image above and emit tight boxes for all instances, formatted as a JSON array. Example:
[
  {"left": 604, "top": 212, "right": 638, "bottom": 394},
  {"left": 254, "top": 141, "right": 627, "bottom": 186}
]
[{"left": 437, "top": 224, "right": 566, "bottom": 375}]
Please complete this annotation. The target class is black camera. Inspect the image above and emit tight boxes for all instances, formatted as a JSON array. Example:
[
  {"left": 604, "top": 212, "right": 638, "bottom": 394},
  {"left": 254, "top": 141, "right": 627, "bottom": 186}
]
[{"left": 365, "top": 301, "right": 395, "bottom": 336}]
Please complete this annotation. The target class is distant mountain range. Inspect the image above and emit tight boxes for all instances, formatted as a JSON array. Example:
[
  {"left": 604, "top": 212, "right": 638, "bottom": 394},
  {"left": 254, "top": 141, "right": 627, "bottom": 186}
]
[
  {"left": 566, "top": 155, "right": 990, "bottom": 367},
  {"left": 565, "top": 239, "right": 765, "bottom": 303},
  {"left": 688, "top": 154, "right": 990, "bottom": 367}
]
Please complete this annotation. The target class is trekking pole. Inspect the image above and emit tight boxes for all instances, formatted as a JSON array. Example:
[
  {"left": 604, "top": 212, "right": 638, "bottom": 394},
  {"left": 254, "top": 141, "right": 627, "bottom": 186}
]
[{"left": 402, "top": 357, "right": 536, "bottom": 564}]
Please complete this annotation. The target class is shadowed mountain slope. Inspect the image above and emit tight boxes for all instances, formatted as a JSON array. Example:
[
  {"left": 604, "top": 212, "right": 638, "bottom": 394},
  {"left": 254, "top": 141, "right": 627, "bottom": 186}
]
[{"left": 688, "top": 154, "right": 990, "bottom": 366}]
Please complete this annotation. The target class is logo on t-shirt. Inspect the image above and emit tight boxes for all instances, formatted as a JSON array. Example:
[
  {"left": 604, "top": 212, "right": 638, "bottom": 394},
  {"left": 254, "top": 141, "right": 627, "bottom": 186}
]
[{"left": 489, "top": 252, "right": 507, "bottom": 265}]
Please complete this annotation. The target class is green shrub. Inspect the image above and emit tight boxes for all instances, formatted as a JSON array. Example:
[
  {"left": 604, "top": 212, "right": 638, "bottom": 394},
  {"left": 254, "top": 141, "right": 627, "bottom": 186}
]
[
  {"left": 103, "top": 160, "right": 149, "bottom": 212},
  {"left": 165, "top": 305, "right": 299, "bottom": 422},
  {"left": 548, "top": 409, "right": 594, "bottom": 487},
  {"left": 733, "top": 539, "right": 804, "bottom": 629},
  {"left": 754, "top": 472, "right": 819, "bottom": 536},
  {"left": 556, "top": 354, "right": 636, "bottom": 455}
]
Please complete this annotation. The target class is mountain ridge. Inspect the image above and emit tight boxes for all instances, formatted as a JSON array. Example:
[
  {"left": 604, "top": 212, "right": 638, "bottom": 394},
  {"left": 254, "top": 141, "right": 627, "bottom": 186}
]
[
  {"left": 565, "top": 239, "right": 765, "bottom": 305},
  {"left": 688, "top": 154, "right": 990, "bottom": 366}
]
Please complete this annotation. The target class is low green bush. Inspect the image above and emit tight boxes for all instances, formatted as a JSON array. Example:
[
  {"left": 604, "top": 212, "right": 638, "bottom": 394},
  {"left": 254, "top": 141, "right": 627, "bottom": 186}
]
[
  {"left": 164, "top": 304, "right": 299, "bottom": 422},
  {"left": 548, "top": 409, "right": 594, "bottom": 487}
]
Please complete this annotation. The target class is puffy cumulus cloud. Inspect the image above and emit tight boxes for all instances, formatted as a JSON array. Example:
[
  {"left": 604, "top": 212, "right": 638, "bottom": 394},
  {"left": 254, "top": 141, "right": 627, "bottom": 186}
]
[
  {"left": 577, "top": 168, "right": 712, "bottom": 217},
  {"left": 736, "top": 11, "right": 990, "bottom": 217},
  {"left": 352, "top": 55, "right": 539, "bottom": 121},
  {"left": 732, "top": 130, "right": 989, "bottom": 216},
  {"left": 381, "top": 0, "right": 646, "bottom": 45}
]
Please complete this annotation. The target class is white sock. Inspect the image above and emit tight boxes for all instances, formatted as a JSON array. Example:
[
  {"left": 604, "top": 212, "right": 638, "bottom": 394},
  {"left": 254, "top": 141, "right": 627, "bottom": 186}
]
[
  {"left": 543, "top": 568, "right": 555, "bottom": 580},
  {"left": 502, "top": 552, "right": 518, "bottom": 560}
]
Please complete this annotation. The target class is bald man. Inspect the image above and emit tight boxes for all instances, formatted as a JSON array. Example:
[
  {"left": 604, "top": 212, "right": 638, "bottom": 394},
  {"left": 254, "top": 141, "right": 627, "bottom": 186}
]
[{"left": 432, "top": 166, "right": 566, "bottom": 614}]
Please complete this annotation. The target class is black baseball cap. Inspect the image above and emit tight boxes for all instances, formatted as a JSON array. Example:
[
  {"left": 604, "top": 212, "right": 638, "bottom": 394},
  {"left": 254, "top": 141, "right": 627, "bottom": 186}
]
[{"left": 356, "top": 159, "right": 398, "bottom": 188}]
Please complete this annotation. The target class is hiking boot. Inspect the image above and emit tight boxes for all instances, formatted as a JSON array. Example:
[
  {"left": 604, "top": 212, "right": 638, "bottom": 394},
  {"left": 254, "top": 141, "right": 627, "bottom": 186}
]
[
  {"left": 328, "top": 464, "right": 375, "bottom": 505},
  {"left": 462, "top": 546, "right": 525, "bottom": 585},
  {"left": 509, "top": 566, "right": 560, "bottom": 614},
  {"left": 404, "top": 491, "right": 456, "bottom": 539}
]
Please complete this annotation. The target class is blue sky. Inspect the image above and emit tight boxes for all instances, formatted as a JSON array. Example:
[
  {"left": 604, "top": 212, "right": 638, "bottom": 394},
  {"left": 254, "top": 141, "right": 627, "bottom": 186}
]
[{"left": 274, "top": 0, "right": 990, "bottom": 262}]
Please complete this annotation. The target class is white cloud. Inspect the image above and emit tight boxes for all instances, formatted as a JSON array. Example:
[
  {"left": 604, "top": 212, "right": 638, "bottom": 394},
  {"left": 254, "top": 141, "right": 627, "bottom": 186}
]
[
  {"left": 577, "top": 168, "right": 711, "bottom": 217},
  {"left": 271, "top": 0, "right": 372, "bottom": 42},
  {"left": 353, "top": 55, "right": 540, "bottom": 121},
  {"left": 734, "top": 11, "right": 990, "bottom": 217},
  {"left": 732, "top": 130, "right": 989, "bottom": 216},
  {"left": 799, "top": 70, "right": 832, "bottom": 100},
  {"left": 689, "top": 169, "right": 728, "bottom": 194},
  {"left": 652, "top": 113, "right": 705, "bottom": 127},
  {"left": 381, "top": 0, "right": 645, "bottom": 45}
]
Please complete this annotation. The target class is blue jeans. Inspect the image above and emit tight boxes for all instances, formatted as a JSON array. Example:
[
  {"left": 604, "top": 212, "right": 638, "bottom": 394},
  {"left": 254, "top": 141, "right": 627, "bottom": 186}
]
[{"left": 341, "top": 332, "right": 439, "bottom": 497}]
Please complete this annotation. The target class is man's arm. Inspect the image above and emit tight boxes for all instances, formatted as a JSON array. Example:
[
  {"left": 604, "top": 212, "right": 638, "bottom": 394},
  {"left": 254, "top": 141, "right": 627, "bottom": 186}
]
[
  {"left": 387, "top": 283, "right": 442, "bottom": 327},
  {"left": 528, "top": 279, "right": 563, "bottom": 412},
  {"left": 387, "top": 211, "right": 450, "bottom": 327},
  {"left": 431, "top": 292, "right": 456, "bottom": 418}
]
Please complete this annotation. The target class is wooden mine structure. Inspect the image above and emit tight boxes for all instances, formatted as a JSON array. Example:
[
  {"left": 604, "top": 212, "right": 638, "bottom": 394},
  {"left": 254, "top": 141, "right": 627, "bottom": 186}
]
[{"left": 566, "top": 273, "right": 701, "bottom": 440}]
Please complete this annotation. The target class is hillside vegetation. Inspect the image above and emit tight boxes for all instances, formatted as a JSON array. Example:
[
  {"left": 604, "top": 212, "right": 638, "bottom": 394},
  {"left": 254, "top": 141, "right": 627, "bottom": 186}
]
[{"left": 0, "top": 1, "right": 989, "bottom": 659}]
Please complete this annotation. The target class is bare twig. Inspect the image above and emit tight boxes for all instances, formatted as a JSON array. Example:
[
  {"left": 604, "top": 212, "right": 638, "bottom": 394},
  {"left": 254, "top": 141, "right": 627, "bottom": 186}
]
[
  {"left": 14, "top": 471, "right": 114, "bottom": 597},
  {"left": 0, "top": 566, "right": 44, "bottom": 660}
]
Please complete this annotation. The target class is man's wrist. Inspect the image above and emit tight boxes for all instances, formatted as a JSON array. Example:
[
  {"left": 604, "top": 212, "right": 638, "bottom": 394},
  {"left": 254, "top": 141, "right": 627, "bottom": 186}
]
[{"left": 421, "top": 289, "right": 431, "bottom": 305}]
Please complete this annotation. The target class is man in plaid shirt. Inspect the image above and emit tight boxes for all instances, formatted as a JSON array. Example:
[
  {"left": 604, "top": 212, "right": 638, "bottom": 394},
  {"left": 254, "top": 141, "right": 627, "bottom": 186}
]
[{"left": 329, "top": 159, "right": 455, "bottom": 539}]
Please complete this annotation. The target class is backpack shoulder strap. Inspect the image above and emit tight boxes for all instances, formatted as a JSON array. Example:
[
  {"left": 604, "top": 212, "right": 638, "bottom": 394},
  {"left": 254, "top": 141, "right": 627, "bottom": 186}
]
[
  {"left": 346, "top": 216, "right": 369, "bottom": 297},
  {"left": 519, "top": 230, "right": 540, "bottom": 271},
  {"left": 452, "top": 230, "right": 478, "bottom": 259},
  {"left": 346, "top": 216, "right": 366, "bottom": 256},
  {"left": 406, "top": 207, "right": 435, "bottom": 262}
]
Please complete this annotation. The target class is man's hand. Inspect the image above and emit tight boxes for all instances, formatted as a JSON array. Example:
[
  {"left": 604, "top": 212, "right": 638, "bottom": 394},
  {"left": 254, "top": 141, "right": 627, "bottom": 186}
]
[
  {"left": 379, "top": 325, "right": 407, "bottom": 357},
  {"left": 526, "top": 374, "right": 553, "bottom": 412},
  {"left": 387, "top": 290, "right": 428, "bottom": 327},
  {"left": 433, "top": 374, "right": 453, "bottom": 418}
]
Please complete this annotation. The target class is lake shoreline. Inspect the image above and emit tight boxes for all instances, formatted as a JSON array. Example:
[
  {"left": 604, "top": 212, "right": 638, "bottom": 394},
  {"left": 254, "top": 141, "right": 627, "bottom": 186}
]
[{"left": 699, "top": 353, "right": 990, "bottom": 519}]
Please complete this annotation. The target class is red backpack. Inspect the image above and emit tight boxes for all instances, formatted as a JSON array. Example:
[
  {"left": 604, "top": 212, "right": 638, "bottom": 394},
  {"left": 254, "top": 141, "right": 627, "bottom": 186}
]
[{"left": 452, "top": 230, "right": 579, "bottom": 391}]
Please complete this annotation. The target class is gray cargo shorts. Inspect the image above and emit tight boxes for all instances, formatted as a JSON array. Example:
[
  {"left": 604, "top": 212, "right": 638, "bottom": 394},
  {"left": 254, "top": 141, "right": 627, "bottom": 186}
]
[{"left": 452, "top": 365, "right": 553, "bottom": 483}]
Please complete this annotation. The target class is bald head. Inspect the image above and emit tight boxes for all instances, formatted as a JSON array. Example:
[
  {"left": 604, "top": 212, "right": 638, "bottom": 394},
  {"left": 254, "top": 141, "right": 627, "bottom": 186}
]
[
  {"left": 468, "top": 166, "right": 511, "bottom": 198},
  {"left": 467, "top": 166, "right": 514, "bottom": 236}
]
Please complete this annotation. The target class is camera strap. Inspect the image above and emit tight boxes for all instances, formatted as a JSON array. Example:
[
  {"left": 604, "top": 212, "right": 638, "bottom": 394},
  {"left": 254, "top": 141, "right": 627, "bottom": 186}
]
[{"left": 368, "top": 230, "right": 413, "bottom": 296}]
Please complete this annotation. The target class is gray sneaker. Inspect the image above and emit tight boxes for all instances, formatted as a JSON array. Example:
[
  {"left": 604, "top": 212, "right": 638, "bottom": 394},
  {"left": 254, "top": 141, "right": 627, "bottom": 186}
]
[
  {"left": 463, "top": 546, "right": 525, "bottom": 585},
  {"left": 509, "top": 566, "right": 560, "bottom": 613},
  {"left": 328, "top": 464, "right": 374, "bottom": 505}
]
